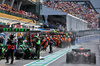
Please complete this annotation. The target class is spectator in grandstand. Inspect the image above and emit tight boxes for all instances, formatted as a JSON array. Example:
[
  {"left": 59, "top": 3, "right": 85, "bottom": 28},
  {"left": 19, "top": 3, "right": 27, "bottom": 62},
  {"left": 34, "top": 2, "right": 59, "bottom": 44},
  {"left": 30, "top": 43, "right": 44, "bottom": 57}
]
[
  {"left": 22, "top": 11, "right": 26, "bottom": 16},
  {"left": 43, "top": 1, "right": 99, "bottom": 28},
  {"left": 29, "top": 12, "right": 32, "bottom": 17},
  {"left": 19, "top": 10, "right": 23, "bottom": 15},
  {"left": 0, "top": 4, "right": 38, "bottom": 20},
  {"left": 0, "top": 5, "right": 2, "bottom": 10},
  {"left": 25, "top": 12, "right": 28, "bottom": 17}
]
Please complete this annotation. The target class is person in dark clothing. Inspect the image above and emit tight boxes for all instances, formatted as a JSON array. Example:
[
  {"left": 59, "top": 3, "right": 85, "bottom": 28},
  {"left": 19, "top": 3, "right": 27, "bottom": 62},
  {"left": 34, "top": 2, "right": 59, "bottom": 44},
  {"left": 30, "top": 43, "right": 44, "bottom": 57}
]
[
  {"left": 6, "top": 49, "right": 14, "bottom": 64},
  {"left": 72, "top": 36, "right": 76, "bottom": 45},
  {"left": 71, "top": 36, "right": 76, "bottom": 45},
  {"left": 18, "top": 38, "right": 23, "bottom": 45},
  {"left": 48, "top": 37, "right": 54, "bottom": 53},
  {"left": 0, "top": 35, "right": 5, "bottom": 60},
  {"left": 10, "top": 35, "right": 14, "bottom": 40},
  {"left": 71, "top": 36, "right": 73, "bottom": 45},
  {"left": 5, "top": 37, "right": 15, "bottom": 64}
]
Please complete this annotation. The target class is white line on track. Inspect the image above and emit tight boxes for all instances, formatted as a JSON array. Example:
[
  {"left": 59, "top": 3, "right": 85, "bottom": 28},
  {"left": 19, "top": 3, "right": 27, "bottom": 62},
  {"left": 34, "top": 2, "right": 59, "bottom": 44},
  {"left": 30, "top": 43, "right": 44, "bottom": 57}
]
[
  {"left": 24, "top": 45, "right": 80, "bottom": 66},
  {"left": 45, "top": 45, "right": 80, "bottom": 66}
]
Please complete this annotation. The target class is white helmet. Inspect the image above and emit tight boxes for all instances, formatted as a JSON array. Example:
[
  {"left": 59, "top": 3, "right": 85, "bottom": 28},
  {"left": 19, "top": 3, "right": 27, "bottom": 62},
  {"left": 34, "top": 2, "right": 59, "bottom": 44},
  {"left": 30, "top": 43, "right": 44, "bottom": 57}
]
[{"left": 68, "top": 36, "right": 70, "bottom": 38}]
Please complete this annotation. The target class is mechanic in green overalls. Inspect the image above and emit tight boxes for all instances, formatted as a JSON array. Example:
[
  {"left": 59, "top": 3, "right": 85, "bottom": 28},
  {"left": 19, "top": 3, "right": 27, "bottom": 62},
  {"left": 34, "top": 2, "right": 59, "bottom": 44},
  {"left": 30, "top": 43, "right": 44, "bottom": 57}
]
[
  {"left": 34, "top": 35, "right": 41, "bottom": 59},
  {"left": 0, "top": 35, "right": 5, "bottom": 60},
  {"left": 17, "top": 37, "right": 26, "bottom": 48}
]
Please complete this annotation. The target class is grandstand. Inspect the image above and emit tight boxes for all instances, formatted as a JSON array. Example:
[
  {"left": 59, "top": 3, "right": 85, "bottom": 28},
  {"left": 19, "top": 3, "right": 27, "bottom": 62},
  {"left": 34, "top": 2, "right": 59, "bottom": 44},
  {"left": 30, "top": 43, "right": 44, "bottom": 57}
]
[
  {"left": 41, "top": 0, "right": 99, "bottom": 30},
  {"left": 43, "top": 0, "right": 98, "bottom": 13},
  {"left": 0, "top": 17, "right": 40, "bottom": 28},
  {"left": 0, "top": 0, "right": 41, "bottom": 28}
]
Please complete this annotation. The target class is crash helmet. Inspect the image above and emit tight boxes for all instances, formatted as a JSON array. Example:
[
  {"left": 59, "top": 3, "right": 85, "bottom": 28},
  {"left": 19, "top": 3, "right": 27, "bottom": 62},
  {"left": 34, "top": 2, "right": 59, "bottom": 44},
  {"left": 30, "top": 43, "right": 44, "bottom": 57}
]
[
  {"left": 68, "top": 36, "right": 70, "bottom": 38},
  {"left": 63, "top": 35, "right": 66, "bottom": 37},
  {"left": 69, "top": 32, "right": 72, "bottom": 34},
  {"left": 80, "top": 47, "right": 83, "bottom": 50}
]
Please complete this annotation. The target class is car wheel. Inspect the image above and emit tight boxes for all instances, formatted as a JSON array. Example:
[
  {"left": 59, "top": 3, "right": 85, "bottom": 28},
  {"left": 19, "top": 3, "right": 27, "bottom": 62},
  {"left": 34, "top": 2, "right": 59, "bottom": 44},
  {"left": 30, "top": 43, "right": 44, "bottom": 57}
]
[
  {"left": 66, "top": 53, "right": 73, "bottom": 63},
  {"left": 31, "top": 48, "right": 36, "bottom": 58},
  {"left": 90, "top": 53, "right": 96, "bottom": 64}
]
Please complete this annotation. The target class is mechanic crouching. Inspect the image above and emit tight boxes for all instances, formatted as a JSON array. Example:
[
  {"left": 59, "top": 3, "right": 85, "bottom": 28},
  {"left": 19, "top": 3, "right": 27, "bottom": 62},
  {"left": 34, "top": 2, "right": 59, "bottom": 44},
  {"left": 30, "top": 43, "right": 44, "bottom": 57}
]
[{"left": 5, "top": 37, "right": 15, "bottom": 64}]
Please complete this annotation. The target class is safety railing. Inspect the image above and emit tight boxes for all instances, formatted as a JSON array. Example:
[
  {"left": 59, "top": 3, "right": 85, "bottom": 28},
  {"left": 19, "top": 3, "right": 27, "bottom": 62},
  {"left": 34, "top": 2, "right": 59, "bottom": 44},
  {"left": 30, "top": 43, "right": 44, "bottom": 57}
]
[
  {"left": 71, "top": 29, "right": 100, "bottom": 37},
  {"left": 75, "top": 34, "right": 100, "bottom": 43},
  {"left": 0, "top": 22, "right": 6, "bottom": 25},
  {"left": 43, "top": 0, "right": 90, "bottom": 2},
  {"left": 0, "top": 9, "right": 36, "bottom": 21}
]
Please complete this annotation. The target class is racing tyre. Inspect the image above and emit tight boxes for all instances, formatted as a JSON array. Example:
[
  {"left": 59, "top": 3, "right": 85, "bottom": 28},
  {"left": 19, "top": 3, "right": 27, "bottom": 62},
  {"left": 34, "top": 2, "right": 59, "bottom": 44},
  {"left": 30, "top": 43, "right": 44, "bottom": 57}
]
[
  {"left": 15, "top": 48, "right": 24, "bottom": 59},
  {"left": 66, "top": 53, "right": 73, "bottom": 63},
  {"left": 31, "top": 48, "right": 36, "bottom": 58},
  {"left": 24, "top": 48, "right": 30, "bottom": 59},
  {"left": 90, "top": 53, "right": 96, "bottom": 64}
]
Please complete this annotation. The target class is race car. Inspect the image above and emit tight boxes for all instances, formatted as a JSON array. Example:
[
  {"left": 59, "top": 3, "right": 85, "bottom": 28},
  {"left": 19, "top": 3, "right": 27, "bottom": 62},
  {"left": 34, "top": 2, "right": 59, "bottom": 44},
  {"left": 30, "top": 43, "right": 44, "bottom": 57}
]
[{"left": 66, "top": 48, "right": 96, "bottom": 64}]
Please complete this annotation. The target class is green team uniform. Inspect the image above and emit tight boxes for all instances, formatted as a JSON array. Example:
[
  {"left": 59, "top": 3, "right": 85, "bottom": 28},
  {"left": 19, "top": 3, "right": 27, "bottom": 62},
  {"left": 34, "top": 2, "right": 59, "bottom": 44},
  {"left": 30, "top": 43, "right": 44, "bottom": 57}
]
[
  {"left": 0, "top": 38, "right": 4, "bottom": 60},
  {"left": 35, "top": 36, "right": 40, "bottom": 59}
]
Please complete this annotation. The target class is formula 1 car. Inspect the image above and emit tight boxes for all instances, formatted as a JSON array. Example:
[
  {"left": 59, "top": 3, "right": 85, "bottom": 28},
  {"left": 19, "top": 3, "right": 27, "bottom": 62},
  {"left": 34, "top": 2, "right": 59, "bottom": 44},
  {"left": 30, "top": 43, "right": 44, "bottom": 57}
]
[{"left": 66, "top": 48, "right": 96, "bottom": 64}]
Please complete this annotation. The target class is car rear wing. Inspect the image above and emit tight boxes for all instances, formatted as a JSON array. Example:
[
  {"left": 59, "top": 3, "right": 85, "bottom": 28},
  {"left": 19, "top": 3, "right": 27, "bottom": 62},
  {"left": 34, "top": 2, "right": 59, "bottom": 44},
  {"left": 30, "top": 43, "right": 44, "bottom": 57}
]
[{"left": 72, "top": 49, "right": 90, "bottom": 52}]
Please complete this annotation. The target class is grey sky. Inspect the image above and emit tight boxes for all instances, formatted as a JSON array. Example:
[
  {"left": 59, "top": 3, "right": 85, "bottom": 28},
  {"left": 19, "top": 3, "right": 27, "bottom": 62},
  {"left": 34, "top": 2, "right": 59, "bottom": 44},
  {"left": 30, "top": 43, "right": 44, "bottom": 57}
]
[{"left": 90, "top": 0, "right": 100, "bottom": 13}]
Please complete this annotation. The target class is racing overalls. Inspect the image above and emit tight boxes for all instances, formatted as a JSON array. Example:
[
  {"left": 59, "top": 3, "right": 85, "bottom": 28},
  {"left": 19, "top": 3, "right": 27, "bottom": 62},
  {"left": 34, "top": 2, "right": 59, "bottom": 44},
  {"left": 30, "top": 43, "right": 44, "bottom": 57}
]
[
  {"left": 0, "top": 38, "right": 4, "bottom": 60},
  {"left": 17, "top": 40, "right": 26, "bottom": 48},
  {"left": 49, "top": 38, "right": 54, "bottom": 53},
  {"left": 67, "top": 37, "right": 71, "bottom": 47},
  {"left": 58, "top": 38, "right": 61, "bottom": 48},
  {"left": 54, "top": 37, "right": 58, "bottom": 47},
  {"left": 6, "top": 39, "right": 15, "bottom": 64},
  {"left": 35, "top": 36, "right": 40, "bottom": 59}
]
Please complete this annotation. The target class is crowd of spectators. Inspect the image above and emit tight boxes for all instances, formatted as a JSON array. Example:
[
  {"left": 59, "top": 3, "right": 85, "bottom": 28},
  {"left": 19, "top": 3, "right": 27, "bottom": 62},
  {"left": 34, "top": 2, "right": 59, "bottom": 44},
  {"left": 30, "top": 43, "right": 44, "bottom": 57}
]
[
  {"left": 0, "top": 4, "right": 38, "bottom": 20},
  {"left": 47, "top": 20, "right": 66, "bottom": 32},
  {"left": 43, "top": 1, "right": 99, "bottom": 28}
]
